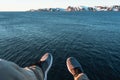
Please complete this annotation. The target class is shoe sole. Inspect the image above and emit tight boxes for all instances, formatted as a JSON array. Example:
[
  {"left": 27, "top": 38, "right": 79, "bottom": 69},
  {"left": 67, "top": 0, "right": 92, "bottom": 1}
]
[{"left": 44, "top": 54, "right": 53, "bottom": 80}]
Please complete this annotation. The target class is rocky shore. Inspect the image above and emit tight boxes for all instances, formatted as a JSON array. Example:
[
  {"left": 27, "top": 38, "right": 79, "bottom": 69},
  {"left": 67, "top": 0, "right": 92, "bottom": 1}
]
[
  {"left": 28, "top": 5, "right": 120, "bottom": 12},
  {"left": 66, "top": 5, "right": 120, "bottom": 11}
]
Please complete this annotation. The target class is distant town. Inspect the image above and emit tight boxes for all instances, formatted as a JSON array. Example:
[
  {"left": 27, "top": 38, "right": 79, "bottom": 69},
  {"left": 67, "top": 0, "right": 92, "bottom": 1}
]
[{"left": 28, "top": 5, "right": 120, "bottom": 12}]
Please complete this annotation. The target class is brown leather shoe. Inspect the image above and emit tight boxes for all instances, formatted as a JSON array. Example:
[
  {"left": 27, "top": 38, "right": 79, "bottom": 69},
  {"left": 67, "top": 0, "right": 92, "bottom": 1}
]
[{"left": 66, "top": 57, "right": 84, "bottom": 77}]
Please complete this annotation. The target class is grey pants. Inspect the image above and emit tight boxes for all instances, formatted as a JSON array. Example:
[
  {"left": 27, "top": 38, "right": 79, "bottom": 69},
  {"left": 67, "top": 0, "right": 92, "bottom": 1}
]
[
  {"left": 0, "top": 59, "right": 44, "bottom": 80},
  {"left": 0, "top": 59, "right": 89, "bottom": 80}
]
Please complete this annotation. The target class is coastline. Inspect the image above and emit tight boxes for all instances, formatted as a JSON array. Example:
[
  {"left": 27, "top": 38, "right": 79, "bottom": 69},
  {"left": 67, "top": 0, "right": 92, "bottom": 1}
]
[{"left": 28, "top": 5, "right": 120, "bottom": 12}]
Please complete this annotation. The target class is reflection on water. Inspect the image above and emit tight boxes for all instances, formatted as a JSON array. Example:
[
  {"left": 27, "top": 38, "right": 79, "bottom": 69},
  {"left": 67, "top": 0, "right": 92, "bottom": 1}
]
[{"left": 0, "top": 12, "right": 120, "bottom": 80}]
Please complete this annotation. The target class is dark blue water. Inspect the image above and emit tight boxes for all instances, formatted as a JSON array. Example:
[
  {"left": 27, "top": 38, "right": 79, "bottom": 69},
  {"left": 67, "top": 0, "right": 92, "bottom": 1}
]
[{"left": 0, "top": 12, "right": 120, "bottom": 80}]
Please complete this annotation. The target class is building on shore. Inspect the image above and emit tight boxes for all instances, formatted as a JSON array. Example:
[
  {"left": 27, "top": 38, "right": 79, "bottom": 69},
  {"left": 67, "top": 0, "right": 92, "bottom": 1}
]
[
  {"left": 88, "top": 7, "right": 96, "bottom": 11},
  {"left": 95, "top": 6, "right": 108, "bottom": 11},
  {"left": 66, "top": 6, "right": 85, "bottom": 11},
  {"left": 112, "top": 5, "right": 120, "bottom": 11},
  {"left": 28, "top": 8, "right": 65, "bottom": 12}
]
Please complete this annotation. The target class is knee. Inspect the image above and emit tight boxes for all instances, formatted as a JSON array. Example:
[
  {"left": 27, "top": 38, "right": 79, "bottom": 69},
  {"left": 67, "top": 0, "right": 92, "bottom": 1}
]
[{"left": 0, "top": 59, "right": 19, "bottom": 70}]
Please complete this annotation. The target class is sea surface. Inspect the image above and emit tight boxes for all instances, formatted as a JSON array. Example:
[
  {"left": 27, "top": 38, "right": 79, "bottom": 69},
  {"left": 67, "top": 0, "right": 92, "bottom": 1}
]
[{"left": 0, "top": 12, "right": 120, "bottom": 80}]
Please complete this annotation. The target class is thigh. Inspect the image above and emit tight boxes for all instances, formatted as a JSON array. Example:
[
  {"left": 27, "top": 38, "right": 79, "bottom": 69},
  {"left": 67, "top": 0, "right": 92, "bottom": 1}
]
[{"left": 0, "top": 59, "right": 27, "bottom": 80}]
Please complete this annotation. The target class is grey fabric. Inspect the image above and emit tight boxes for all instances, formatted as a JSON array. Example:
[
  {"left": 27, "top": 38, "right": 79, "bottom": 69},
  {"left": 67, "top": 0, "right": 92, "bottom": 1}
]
[{"left": 0, "top": 59, "right": 44, "bottom": 80}]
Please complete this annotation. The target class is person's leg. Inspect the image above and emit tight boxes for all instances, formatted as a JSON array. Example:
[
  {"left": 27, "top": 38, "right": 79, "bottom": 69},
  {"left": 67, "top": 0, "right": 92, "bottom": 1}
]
[
  {"left": 66, "top": 57, "right": 89, "bottom": 80},
  {"left": 0, "top": 53, "right": 53, "bottom": 80},
  {"left": 0, "top": 59, "right": 37, "bottom": 80},
  {"left": 28, "top": 53, "right": 53, "bottom": 80}
]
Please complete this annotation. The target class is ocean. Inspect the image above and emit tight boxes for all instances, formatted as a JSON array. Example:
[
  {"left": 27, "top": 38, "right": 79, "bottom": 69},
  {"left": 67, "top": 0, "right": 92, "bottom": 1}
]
[{"left": 0, "top": 12, "right": 120, "bottom": 80}]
